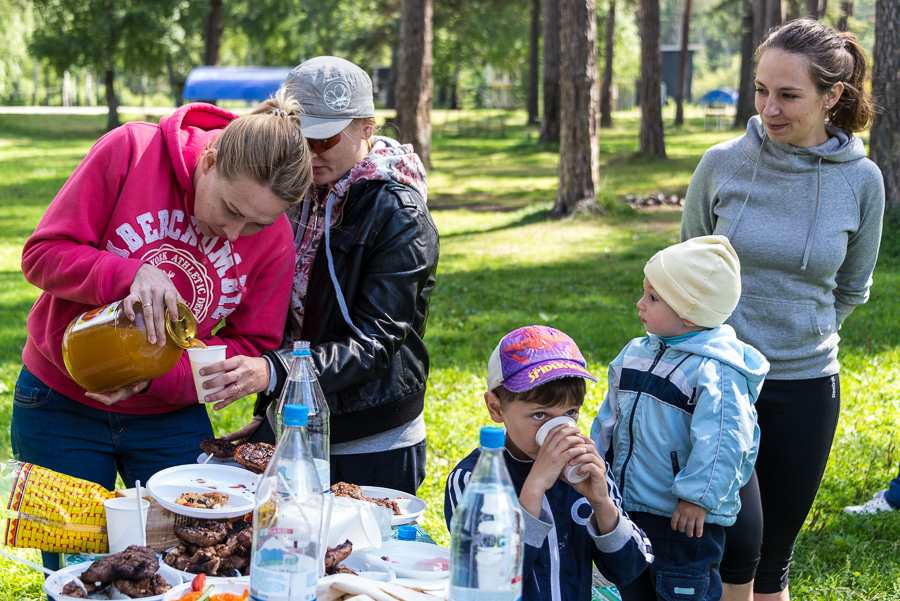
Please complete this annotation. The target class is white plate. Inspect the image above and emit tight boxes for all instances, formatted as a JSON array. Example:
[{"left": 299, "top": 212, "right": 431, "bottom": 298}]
[
  {"left": 359, "top": 486, "right": 426, "bottom": 526},
  {"left": 342, "top": 550, "right": 396, "bottom": 582},
  {"left": 369, "top": 541, "right": 450, "bottom": 580},
  {"left": 44, "top": 560, "right": 182, "bottom": 600},
  {"left": 162, "top": 579, "right": 249, "bottom": 601},
  {"left": 147, "top": 464, "right": 258, "bottom": 519}
]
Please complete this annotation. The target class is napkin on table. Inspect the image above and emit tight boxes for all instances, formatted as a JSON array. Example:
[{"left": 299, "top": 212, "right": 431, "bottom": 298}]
[{"left": 318, "top": 574, "right": 448, "bottom": 601}]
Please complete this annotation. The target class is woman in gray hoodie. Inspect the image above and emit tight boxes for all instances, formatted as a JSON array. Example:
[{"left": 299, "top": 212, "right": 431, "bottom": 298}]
[{"left": 681, "top": 19, "right": 884, "bottom": 601}]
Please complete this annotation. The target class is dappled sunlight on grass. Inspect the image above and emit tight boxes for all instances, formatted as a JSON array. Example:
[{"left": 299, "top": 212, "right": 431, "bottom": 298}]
[{"left": 1, "top": 109, "right": 898, "bottom": 598}]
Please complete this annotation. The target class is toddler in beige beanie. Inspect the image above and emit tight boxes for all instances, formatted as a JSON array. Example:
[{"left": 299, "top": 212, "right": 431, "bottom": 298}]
[{"left": 642, "top": 235, "right": 741, "bottom": 331}]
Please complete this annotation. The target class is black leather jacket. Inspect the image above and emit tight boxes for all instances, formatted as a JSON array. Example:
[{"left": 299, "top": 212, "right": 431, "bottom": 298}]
[{"left": 254, "top": 179, "right": 439, "bottom": 444}]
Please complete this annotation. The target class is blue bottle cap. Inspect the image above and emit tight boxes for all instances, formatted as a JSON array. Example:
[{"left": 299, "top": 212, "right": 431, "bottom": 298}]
[
  {"left": 480, "top": 426, "right": 506, "bottom": 449},
  {"left": 397, "top": 525, "right": 417, "bottom": 540},
  {"left": 284, "top": 404, "right": 309, "bottom": 427},
  {"left": 292, "top": 340, "right": 312, "bottom": 356}
]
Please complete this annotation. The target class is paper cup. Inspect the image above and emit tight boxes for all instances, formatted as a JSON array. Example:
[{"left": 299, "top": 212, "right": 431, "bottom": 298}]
[
  {"left": 475, "top": 547, "right": 513, "bottom": 590},
  {"left": 326, "top": 499, "right": 383, "bottom": 552},
  {"left": 104, "top": 496, "right": 150, "bottom": 554},
  {"left": 187, "top": 345, "right": 227, "bottom": 403},
  {"left": 534, "top": 416, "right": 588, "bottom": 483}
]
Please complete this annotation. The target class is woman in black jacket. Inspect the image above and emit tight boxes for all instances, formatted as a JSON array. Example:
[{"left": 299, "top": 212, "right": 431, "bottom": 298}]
[{"left": 210, "top": 56, "right": 439, "bottom": 495}]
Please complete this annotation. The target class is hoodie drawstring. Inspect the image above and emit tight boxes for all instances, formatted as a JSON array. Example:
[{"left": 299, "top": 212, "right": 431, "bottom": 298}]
[
  {"left": 726, "top": 135, "right": 820, "bottom": 272},
  {"left": 324, "top": 191, "right": 364, "bottom": 339},
  {"left": 800, "top": 158, "right": 823, "bottom": 271},
  {"left": 726, "top": 137, "right": 767, "bottom": 241}
]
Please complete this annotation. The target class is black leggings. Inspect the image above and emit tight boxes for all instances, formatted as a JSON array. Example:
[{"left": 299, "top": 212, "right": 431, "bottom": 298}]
[{"left": 720, "top": 375, "right": 840, "bottom": 594}]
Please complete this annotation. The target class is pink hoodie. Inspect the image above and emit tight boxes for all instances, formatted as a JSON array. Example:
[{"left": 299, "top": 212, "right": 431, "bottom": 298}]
[{"left": 21, "top": 103, "right": 294, "bottom": 414}]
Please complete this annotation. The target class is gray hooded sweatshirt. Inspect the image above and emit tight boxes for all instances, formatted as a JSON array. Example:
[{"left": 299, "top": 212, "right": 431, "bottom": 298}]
[{"left": 681, "top": 116, "right": 884, "bottom": 379}]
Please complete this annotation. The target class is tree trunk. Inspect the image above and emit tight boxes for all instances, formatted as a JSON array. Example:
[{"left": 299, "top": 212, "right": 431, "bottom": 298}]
[
  {"left": 527, "top": 0, "right": 541, "bottom": 124},
  {"left": 837, "top": 1, "right": 853, "bottom": 31},
  {"left": 600, "top": 0, "right": 616, "bottom": 128},
  {"left": 104, "top": 65, "right": 119, "bottom": 131},
  {"left": 870, "top": 0, "right": 900, "bottom": 213},
  {"left": 638, "top": 0, "right": 666, "bottom": 158},
  {"left": 204, "top": 0, "right": 224, "bottom": 66},
  {"left": 450, "top": 53, "right": 460, "bottom": 110},
  {"left": 734, "top": 0, "right": 755, "bottom": 128},
  {"left": 394, "top": 0, "right": 433, "bottom": 169},
  {"left": 786, "top": 0, "right": 801, "bottom": 19},
  {"left": 539, "top": 0, "right": 560, "bottom": 143},
  {"left": 806, "top": 0, "right": 819, "bottom": 17},
  {"left": 553, "top": 0, "right": 599, "bottom": 217},
  {"left": 674, "top": 0, "right": 692, "bottom": 126}
]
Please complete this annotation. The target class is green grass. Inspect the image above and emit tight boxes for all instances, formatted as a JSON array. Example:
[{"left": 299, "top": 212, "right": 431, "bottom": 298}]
[{"left": 1, "top": 108, "right": 899, "bottom": 599}]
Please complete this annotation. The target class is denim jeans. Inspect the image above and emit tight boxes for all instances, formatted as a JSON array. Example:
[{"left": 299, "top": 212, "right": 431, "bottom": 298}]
[
  {"left": 886, "top": 463, "right": 900, "bottom": 508},
  {"left": 11, "top": 366, "right": 213, "bottom": 570},
  {"left": 617, "top": 511, "right": 726, "bottom": 601}
]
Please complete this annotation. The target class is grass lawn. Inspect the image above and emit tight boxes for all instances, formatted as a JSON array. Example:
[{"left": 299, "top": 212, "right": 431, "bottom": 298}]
[{"left": 1, "top": 108, "right": 899, "bottom": 599}]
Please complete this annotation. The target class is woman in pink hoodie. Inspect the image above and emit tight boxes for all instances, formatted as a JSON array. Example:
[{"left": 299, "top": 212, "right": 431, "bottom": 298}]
[{"left": 13, "top": 90, "right": 311, "bottom": 568}]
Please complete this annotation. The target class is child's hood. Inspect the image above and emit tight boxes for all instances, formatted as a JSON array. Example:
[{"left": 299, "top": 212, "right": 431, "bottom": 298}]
[
  {"left": 158, "top": 103, "right": 238, "bottom": 194},
  {"left": 665, "top": 325, "right": 770, "bottom": 400}
]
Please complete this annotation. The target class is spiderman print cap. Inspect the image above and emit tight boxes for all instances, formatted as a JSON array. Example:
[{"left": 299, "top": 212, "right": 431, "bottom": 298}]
[
  {"left": 284, "top": 56, "right": 376, "bottom": 139},
  {"left": 486, "top": 325, "right": 597, "bottom": 393}
]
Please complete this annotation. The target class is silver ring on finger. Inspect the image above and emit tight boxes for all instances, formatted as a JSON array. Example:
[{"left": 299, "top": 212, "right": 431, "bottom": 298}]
[{"left": 234, "top": 383, "right": 242, "bottom": 395}]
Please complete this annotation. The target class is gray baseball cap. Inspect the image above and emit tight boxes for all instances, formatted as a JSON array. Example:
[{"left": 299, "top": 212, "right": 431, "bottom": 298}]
[{"left": 284, "top": 56, "right": 375, "bottom": 139}]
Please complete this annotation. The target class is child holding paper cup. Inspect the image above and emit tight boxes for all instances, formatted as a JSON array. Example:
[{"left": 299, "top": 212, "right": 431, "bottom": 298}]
[
  {"left": 444, "top": 325, "right": 652, "bottom": 601},
  {"left": 591, "top": 236, "right": 769, "bottom": 601}
]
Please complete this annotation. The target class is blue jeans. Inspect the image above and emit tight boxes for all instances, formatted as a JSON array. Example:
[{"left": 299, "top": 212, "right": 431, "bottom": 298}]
[
  {"left": 617, "top": 511, "right": 726, "bottom": 601},
  {"left": 11, "top": 366, "right": 213, "bottom": 569},
  {"left": 886, "top": 463, "right": 900, "bottom": 508}
]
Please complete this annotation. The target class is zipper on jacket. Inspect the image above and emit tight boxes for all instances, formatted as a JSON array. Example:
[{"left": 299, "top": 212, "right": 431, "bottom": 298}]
[
  {"left": 670, "top": 451, "right": 680, "bottom": 477},
  {"left": 618, "top": 342, "right": 666, "bottom": 502}
]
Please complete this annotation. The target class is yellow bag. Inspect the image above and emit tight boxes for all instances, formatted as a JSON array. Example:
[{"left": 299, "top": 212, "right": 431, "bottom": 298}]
[{"left": 0, "top": 460, "right": 112, "bottom": 554}]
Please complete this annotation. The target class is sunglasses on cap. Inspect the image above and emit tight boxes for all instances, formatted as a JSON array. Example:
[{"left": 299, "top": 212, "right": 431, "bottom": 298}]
[{"left": 306, "top": 131, "right": 343, "bottom": 154}]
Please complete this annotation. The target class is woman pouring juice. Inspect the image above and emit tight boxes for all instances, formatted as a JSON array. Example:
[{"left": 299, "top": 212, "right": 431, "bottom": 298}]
[{"left": 12, "top": 89, "right": 312, "bottom": 570}]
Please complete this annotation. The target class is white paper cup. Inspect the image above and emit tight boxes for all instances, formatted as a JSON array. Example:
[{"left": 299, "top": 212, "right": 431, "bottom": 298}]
[
  {"left": 104, "top": 496, "right": 150, "bottom": 553},
  {"left": 475, "top": 547, "right": 512, "bottom": 590},
  {"left": 534, "top": 416, "right": 588, "bottom": 483},
  {"left": 326, "top": 498, "right": 383, "bottom": 552},
  {"left": 187, "top": 345, "right": 227, "bottom": 403}
]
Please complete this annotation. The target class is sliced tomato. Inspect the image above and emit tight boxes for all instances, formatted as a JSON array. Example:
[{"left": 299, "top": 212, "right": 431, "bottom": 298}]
[{"left": 191, "top": 573, "right": 207, "bottom": 592}]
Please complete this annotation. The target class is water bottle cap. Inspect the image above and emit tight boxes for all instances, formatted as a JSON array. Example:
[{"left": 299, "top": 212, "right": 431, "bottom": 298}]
[
  {"left": 292, "top": 340, "right": 312, "bottom": 356},
  {"left": 480, "top": 426, "right": 506, "bottom": 449},
  {"left": 397, "top": 525, "right": 417, "bottom": 540},
  {"left": 284, "top": 403, "right": 309, "bottom": 427}
]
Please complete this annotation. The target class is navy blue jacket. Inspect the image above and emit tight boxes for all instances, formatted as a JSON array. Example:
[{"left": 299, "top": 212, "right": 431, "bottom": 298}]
[{"left": 445, "top": 447, "right": 653, "bottom": 601}]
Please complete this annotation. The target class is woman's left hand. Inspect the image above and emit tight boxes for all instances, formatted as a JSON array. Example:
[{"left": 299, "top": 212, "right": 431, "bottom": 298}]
[
  {"left": 85, "top": 381, "right": 150, "bottom": 406},
  {"left": 197, "top": 355, "right": 271, "bottom": 410}
]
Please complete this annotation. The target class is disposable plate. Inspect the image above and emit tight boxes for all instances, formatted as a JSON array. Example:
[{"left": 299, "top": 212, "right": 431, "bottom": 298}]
[
  {"left": 162, "top": 578, "right": 249, "bottom": 601},
  {"left": 147, "top": 464, "right": 258, "bottom": 519},
  {"left": 359, "top": 486, "right": 426, "bottom": 526},
  {"left": 370, "top": 540, "right": 450, "bottom": 580}
]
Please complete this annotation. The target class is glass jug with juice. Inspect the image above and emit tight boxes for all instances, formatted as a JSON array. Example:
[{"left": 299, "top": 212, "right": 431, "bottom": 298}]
[{"left": 62, "top": 299, "right": 203, "bottom": 393}]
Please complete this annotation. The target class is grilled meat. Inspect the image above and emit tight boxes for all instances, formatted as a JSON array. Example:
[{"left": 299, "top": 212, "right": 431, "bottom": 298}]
[
  {"left": 60, "top": 580, "right": 91, "bottom": 598},
  {"left": 234, "top": 442, "right": 274, "bottom": 473},
  {"left": 80, "top": 545, "right": 158, "bottom": 584},
  {"left": 164, "top": 519, "right": 253, "bottom": 578},
  {"left": 175, "top": 521, "right": 228, "bottom": 547},
  {"left": 330, "top": 481, "right": 401, "bottom": 515},
  {"left": 199, "top": 437, "right": 239, "bottom": 459},
  {"left": 324, "top": 539, "right": 353, "bottom": 570},
  {"left": 112, "top": 574, "right": 171, "bottom": 598}
]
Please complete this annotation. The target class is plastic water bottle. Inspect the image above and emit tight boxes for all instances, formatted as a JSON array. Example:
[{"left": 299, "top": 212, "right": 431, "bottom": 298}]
[
  {"left": 250, "top": 404, "right": 324, "bottom": 601},
  {"left": 274, "top": 340, "right": 330, "bottom": 493},
  {"left": 449, "top": 426, "right": 524, "bottom": 601}
]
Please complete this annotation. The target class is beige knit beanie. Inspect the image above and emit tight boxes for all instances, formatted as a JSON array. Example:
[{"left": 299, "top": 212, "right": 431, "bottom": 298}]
[{"left": 643, "top": 235, "right": 741, "bottom": 328}]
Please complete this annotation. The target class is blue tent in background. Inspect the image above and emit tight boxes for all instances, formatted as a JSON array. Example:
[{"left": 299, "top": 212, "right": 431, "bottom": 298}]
[
  {"left": 183, "top": 66, "right": 293, "bottom": 102},
  {"left": 698, "top": 88, "right": 739, "bottom": 106}
]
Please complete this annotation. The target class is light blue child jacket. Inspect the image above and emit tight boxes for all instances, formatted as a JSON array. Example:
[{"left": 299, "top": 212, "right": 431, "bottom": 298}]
[{"left": 591, "top": 325, "right": 769, "bottom": 526}]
